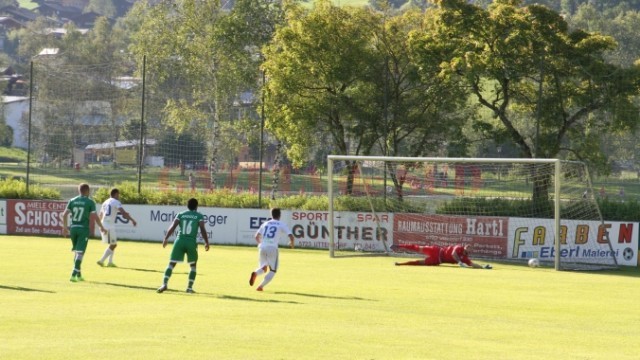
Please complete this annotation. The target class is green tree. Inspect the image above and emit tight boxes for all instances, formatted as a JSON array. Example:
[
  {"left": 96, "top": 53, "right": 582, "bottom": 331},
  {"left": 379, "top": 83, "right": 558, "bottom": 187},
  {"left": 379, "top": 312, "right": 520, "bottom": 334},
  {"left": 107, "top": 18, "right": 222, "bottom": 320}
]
[
  {"left": 0, "top": 102, "right": 12, "bottom": 147},
  {"left": 410, "top": 0, "right": 640, "bottom": 201},
  {"left": 369, "top": 10, "right": 471, "bottom": 194},
  {"left": 128, "top": 0, "right": 279, "bottom": 189},
  {"left": 8, "top": 17, "right": 60, "bottom": 69},
  {"left": 85, "top": 0, "right": 117, "bottom": 18},
  {"left": 568, "top": 4, "right": 640, "bottom": 68},
  {"left": 263, "top": 0, "right": 380, "bottom": 193},
  {"left": 157, "top": 130, "right": 207, "bottom": 168}
]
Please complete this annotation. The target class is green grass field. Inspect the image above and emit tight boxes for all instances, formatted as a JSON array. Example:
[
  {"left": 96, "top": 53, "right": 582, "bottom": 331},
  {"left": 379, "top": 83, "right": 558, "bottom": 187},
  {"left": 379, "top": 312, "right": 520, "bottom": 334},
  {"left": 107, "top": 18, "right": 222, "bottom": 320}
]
[{"left": 2, "top": 236, "right": 639, "bottom": 359}]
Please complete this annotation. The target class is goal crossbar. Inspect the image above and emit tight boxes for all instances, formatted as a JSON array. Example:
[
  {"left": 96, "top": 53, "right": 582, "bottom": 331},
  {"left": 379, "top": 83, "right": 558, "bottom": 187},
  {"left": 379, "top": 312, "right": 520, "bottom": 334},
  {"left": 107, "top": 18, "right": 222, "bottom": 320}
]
[{"left": 327, "top": 155, "right": 618, "bottom": 271}]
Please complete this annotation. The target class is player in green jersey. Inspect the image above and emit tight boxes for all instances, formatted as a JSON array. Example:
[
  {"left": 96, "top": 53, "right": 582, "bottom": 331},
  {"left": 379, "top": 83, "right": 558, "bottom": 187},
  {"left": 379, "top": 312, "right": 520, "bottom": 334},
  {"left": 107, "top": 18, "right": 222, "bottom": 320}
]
[
  {"left": 62, "top": 183, "right": 107, "bottom": 282},
  {"left": 157, "top": 198, "right": 210, "bottom": 294}
]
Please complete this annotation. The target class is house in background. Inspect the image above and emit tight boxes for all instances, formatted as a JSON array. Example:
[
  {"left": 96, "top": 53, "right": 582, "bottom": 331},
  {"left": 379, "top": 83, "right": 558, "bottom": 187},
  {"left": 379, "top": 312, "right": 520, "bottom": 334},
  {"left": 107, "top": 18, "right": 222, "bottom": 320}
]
[
  {"left": 0, "top": 16, "right": 25, "bottom": 31},
  {"left": 0, "top": 5, "right": 37, "bottom": 24},
  {"left": 2, "top": 95, "right": 29, "bottom": 149},
  {"left": 34, "top": 1, "right": 82, "bottom": 21},
  {"left": 70, "top": 11, "right": 103, "bottom": 28}
]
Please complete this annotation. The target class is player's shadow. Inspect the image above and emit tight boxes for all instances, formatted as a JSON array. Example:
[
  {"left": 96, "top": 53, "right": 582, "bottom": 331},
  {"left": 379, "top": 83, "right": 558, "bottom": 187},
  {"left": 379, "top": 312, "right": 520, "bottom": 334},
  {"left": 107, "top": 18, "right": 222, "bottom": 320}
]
[
  {"left": 0, "top": 284, "right": 56, "bottom": 293},
  {"left": 97, "top": 282, "right": 160, "bottom": 291},
  {"left": 274, "top": 291, "right": 374, "bottom": 301},
  {"left": 94, "top": 282, "right": 300, "bottom": 303},
  {"left": 109, "top": 267, "right": 194, "bottom": 275},
  {"left": 110, "top": 266, "right": 164, "bottom": 274},
  {"left": 216, "top": 294, "right": 301, "bottom": 304}
]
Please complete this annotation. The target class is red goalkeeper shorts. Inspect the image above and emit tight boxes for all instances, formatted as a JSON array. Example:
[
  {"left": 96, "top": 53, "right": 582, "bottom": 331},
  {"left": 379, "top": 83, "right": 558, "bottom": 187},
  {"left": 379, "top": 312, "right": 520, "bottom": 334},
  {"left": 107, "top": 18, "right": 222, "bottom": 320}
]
[{"left": 420, "top": 246, "right": 442, "bottom": 266}]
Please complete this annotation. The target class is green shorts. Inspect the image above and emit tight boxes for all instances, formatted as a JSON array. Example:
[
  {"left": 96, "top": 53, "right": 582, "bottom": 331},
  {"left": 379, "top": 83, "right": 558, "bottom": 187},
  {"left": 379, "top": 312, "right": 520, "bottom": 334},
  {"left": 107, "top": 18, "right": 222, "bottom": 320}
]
[
  {"left": 70, "top": 227, "right": 90, "bottom": 252},
  {"left": 170, "top": 239, "right": 198, "bottom": 264}
]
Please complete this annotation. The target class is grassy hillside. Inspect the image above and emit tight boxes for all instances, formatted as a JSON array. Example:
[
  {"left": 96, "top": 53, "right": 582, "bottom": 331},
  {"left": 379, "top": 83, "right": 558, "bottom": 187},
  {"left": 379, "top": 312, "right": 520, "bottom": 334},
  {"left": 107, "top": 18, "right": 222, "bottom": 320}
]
[
  {"left": 0, "top": 146, "right": 27, "bottom": 163},
  {"left": 17, "top": 0, "right": 38, "bottom": 9}
]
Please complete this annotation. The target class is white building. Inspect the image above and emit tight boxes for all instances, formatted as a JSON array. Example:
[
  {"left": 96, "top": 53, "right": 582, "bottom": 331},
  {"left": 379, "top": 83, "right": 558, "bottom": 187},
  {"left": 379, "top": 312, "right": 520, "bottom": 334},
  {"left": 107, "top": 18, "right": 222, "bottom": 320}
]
[{"left": 2, "top": 95, "right": 29, "bottom": 149}]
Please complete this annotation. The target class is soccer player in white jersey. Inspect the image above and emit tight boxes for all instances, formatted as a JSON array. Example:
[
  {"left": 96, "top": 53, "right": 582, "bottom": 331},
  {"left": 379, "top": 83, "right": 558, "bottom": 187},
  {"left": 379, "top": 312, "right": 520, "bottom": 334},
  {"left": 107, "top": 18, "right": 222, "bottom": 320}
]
[
  {"left": 97, "top": 188, "right": 137, "bottom": 267},
  {"left": 249, "top": 208, "right": 295, "bottom": 291}
]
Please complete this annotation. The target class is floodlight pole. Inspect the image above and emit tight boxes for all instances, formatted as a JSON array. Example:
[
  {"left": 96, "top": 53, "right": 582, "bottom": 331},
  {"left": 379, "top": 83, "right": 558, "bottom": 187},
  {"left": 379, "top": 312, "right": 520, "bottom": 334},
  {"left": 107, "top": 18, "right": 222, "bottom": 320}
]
[
  {"left": 258, "top": 69, "right": 265, "bottom": 208},
  {"left": 554, "top": 159, "right": 561, "bottom": 270},
  {"left": 26, "top": 61, "right": 33, "bottom": 194},
  {"left": 328, "top": 156, "right": 334, "bottom": 257},
  {"left": 137, "top": 55, "right": 146, "bottom": 194}
]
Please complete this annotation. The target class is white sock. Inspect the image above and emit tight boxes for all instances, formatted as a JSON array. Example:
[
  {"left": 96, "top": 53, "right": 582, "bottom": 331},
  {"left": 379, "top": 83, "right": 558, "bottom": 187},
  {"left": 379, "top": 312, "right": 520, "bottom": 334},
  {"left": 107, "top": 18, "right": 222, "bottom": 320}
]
[
  {"left": 99, "top": 248, "right": 113, "bottom": 263},
  {"left": 259, "top": 271, "right": 275, "bottom": 288},
  {"left": 254, "top": 268, "right": 266, "bottom": 275},
  {"left": 108, "top": 250, "right": 115, "bottom": 264}
]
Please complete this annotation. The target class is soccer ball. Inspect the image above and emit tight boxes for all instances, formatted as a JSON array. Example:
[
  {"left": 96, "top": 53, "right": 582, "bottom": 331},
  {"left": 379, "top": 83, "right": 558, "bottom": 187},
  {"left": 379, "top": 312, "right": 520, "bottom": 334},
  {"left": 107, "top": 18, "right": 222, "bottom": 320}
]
[{"left": 528, "top": 258, "right": 540, "bottom": 268}]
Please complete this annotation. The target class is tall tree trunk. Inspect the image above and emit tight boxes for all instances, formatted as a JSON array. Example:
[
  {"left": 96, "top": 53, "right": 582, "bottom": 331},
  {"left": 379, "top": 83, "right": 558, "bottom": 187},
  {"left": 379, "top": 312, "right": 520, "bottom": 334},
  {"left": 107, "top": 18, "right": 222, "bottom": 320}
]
[
  {"left": 532, "top": 171, "right": 552, "bottom": 217},
  {"left": 385, "top": 162, "right": 404, "bottom": 202},
  {"left": 346, "top": 160, "right": 357, "bottom": 195},
  {"left": 270, "top": 141, "right": 283, "bottom": 199},
  {"left": 208, "top": 101, "right": 219, "bottom": 189}
]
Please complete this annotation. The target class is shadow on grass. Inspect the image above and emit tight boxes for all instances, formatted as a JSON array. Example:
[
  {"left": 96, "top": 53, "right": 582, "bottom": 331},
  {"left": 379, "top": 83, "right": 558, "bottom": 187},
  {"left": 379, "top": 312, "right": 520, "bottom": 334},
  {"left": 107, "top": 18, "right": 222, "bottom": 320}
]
[
  {"left": 569, "top": 265, "right": 640, "bottom": 278},
  {"left": 274, "top": 291, "right": 374, "bottom": 301},
  {"left": 94, "top": 282, "right": 300, "bottom": 303},
  {"left": 216, "top": 294, "right": 301, "bottom": 304},
  {"left": 474, "top": 260, "right": 640, "bottom": 278},
  {"left": 102, "top": 266, "right": 193, "bottom": 275},
  {"left": 332, "top": 253, "right": 391, "bottom": 259},
  {"left": 0, "top": 284, "right": 56, "bottom": 293},
  {"left": 97, "top": 282, "right": 161, "bottom": 291},
  {"left": 110, "top": 266, "right": 165, "bottom": 274}
]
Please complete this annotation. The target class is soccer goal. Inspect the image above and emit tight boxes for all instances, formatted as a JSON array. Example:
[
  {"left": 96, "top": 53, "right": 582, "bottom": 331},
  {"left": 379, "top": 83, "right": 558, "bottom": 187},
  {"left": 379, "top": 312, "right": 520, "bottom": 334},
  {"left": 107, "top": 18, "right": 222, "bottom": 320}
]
[{"left": 327, "top": 155, "right": 621, "bottom": 271}]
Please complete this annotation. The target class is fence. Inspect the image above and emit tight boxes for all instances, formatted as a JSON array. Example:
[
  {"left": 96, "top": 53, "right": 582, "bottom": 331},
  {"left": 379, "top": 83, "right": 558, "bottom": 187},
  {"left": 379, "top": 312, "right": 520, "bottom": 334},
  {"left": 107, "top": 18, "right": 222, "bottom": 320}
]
[{"left": 11, "top": 59, "right": 327, "bottom": 201}]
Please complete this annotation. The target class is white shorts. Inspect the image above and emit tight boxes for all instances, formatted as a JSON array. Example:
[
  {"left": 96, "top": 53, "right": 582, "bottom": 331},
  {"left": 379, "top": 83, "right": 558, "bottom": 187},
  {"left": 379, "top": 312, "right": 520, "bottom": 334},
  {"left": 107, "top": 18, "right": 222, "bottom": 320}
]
[
  {"left": 258, "top": 246, "right": 279, "bottom": 272},
  {"left": 101, "top": 226, "right": 118, "bottom": 245}
]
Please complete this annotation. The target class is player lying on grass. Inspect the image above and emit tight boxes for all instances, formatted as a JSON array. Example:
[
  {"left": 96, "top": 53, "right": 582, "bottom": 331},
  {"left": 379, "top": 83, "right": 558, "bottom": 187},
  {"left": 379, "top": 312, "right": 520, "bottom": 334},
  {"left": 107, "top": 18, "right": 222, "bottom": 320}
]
[
  {"left": 157, "top": 198, "right": 210, "bottom": 294},
  {"left": 391, "top": 243, "right": 492, "bottom": 269}
]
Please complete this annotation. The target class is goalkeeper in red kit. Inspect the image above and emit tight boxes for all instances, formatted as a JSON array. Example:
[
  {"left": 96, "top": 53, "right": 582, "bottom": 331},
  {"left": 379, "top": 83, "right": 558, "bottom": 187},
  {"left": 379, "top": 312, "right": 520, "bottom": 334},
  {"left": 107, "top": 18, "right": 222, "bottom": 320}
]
[{"left": 392, "top": 243, "right": 492, "bottom": 269}]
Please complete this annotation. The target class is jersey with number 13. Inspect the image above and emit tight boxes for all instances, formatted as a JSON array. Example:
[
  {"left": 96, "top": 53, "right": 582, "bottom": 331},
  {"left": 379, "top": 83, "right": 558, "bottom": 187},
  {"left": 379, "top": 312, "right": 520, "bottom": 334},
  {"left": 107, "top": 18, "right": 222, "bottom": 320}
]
[
  {"left": 175, "top": 210, "right": 205, "bottom": 243},
  {"left": 257, "top": 220, "right": 292, "bottom": 250}
]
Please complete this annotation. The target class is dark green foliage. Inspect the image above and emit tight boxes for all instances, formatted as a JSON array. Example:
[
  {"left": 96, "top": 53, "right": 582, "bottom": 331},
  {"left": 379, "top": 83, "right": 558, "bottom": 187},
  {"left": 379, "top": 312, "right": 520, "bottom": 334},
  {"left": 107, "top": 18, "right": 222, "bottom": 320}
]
[
  {"left": 156, "top": 131, "right": 207, "bottom": 168},
  {"left": 597, "top": 198, "right": 640, "bottom": 222},
  {"left": 0, "top": 123, "right": 12, "bottom": 147},
  {"left": 437, "top": 197, "right": 553, "bottom": 218},
  {"left": 93, "top": 182, "right": 264, "bottom": 208},
  {"left": 437, "top": 196, "right": 639, "bottom": 221}
]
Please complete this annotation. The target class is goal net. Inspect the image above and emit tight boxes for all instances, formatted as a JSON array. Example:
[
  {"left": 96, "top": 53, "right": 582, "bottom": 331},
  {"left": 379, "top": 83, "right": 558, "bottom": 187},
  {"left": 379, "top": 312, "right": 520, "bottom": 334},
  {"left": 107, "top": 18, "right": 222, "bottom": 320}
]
[{"left": 327, "top": 155, "right": 621, "bottom": 271}]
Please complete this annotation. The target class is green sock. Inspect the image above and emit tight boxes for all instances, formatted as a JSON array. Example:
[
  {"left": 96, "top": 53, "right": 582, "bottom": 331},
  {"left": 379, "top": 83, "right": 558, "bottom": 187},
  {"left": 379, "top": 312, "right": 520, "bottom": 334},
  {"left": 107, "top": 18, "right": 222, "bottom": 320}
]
[
  {"left": 163, "top": 266, "right": 173, "bottom": 285},
  {"left": 188, "top": 269, "right": 196, "bottom": 289}
]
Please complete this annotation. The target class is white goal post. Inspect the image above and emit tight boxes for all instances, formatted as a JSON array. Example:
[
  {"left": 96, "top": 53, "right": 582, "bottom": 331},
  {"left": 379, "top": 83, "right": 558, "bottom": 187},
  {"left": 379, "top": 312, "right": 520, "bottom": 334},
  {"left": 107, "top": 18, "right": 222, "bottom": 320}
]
[{"left": 327, "top": 155, "right": 620, "bottom": 271}]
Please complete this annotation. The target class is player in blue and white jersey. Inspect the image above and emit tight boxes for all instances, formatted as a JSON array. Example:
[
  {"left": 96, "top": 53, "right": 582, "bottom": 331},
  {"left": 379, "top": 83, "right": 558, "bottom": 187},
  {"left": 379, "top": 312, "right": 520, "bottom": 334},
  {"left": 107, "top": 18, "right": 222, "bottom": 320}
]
[
  {"left": 97, "top": 188, "right": 137, "bottom": 267},
  {"left": 249, "top": 208, "right": 295, "bottom": 291}
]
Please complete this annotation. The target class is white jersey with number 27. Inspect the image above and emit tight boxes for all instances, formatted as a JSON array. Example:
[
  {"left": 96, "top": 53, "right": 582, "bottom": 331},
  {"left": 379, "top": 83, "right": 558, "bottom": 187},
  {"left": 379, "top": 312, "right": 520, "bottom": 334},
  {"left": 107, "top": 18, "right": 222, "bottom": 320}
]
[{"left": 256, "top": 219, "right": 292, "bottom": 250}]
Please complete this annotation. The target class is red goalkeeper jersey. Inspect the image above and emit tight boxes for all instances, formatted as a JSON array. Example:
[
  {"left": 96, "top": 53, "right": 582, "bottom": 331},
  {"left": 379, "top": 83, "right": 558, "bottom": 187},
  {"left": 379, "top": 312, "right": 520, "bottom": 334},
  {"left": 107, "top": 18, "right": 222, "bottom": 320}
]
[{"left": 441, "top": 245, "right": 472, "bottom": 265}]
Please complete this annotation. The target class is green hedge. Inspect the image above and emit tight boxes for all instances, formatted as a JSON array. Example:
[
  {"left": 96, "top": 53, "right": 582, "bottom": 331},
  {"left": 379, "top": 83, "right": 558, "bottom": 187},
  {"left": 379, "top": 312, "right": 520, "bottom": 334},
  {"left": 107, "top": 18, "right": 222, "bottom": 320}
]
[
  {"left": 0, "top": 177, "right": 60, "bottom": 200},
  {"left": 597, "top": 198, "right": 640, "bottom": 222},
  {"left": 0, "top": 179, "right": 636, "bottom": 221},
  {"left": 92, "top": 182, "right": 425, "bottom": 212},
  {"left": 438, "top": 196, "right": 637, "bottom": 221}
]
